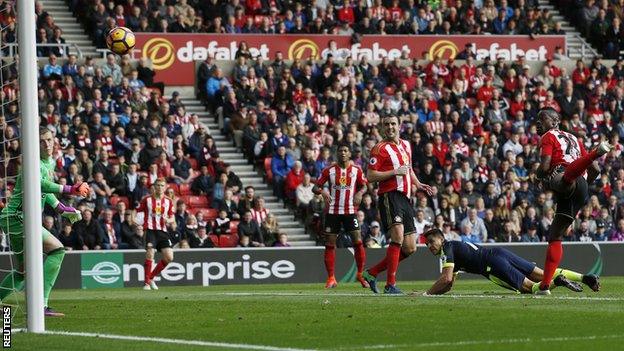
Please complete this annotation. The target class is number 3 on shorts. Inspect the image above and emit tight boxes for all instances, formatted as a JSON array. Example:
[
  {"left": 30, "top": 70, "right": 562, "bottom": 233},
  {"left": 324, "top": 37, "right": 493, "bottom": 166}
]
[{"left": 353, "top": 218, "right": 359, "bottom": 228}]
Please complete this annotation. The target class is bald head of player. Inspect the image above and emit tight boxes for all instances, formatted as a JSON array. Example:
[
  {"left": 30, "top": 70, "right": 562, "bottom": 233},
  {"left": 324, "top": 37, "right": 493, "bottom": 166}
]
[
  {"left": 381, "top": 115, "right": 401, "bottom": 142},
  {"left": 536, "top": 108, "right": 559, "bottom": 135}
]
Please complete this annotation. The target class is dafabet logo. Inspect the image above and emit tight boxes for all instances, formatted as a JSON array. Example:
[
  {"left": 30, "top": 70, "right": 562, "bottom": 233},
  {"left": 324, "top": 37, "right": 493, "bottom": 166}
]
[
  {"left": 141, "top": 37, "right": 176, "bottom": 70},
  {"left": 428, "top": 40, "right": 459, "bottom": 59},
  {"left": 288, "top": 39, "right": 320, "bottom": 60}
]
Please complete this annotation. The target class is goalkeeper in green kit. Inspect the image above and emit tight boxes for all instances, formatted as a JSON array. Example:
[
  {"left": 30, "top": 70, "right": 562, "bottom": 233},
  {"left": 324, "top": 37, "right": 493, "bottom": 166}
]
[{"left": 0, "top": 128, "right": 89, "bottom": 317}]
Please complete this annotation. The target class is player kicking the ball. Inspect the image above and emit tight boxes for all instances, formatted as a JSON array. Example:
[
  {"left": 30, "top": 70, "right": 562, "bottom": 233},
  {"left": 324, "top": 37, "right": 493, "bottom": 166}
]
[
  {"left": 422, "top": 228, "right": 600, "bottom": 295},
  {"left": 313, "top": 143, "right": 369, "bottom": 289},
  {"left": 136, "top": 178, "right": 176, "bottom": 290},
  {"left": 0, "top": 128, "right": 89, "bottom": 316},
  {"left": 536, "top": 109, "right": 608, "bottom": 295},
  {"left": 361, "top": 115, "right": 433, "bottom": 294}
]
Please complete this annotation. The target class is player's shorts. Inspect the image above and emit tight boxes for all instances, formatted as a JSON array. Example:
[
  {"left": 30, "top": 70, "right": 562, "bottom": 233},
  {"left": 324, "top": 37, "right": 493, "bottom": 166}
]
[
  {"left": 484, "top": 247, "right": 536, "bottom": 291},
  {"left": 323, "top": 214, "right": 359, "bottom": 234},
  {"left": 544, "top": 165, "right": 589, "bottom": 221},
  {"left": 0, "top": 215, "right": 53, "bottom": 265},
  {"left": 378, "top": 191, "right": 416, "bottom": 235},
  {"left": 145, "top": 229, "right": 173, "bottom": 251},
  {"left": 555, "top": 175, "right": 589, "bottom": 221}
]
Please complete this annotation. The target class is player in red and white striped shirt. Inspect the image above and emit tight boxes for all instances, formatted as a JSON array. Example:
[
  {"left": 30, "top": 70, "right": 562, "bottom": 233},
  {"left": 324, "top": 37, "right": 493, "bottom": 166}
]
[
  {"left": 362, "top": 115, "right": 433, "bottom": 295},
  {"left": 136, "top": 178, "right": 176, "bottom": 290},
  {"left": 314, "top": 144, "right": 369, "bottom": 289},
  {"left": 534, "top": 109, "right": 607, "bottom": 294}
]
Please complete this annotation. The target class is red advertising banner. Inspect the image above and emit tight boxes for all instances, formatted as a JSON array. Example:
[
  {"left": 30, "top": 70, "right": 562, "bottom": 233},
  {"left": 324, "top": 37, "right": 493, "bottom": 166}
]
[{"left": 133, "top": 34, "right": 566, "bottom": 86}]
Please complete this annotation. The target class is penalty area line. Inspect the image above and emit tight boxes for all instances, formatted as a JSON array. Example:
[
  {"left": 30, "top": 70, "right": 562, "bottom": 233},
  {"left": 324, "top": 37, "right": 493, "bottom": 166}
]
[
  {"left": 12, "top": 329, "right": 317, "bottom": 351},
  {"left": 340, "top": 334, "right": 624, "bottom": 350},
  {"left": 213, "top": 291, "right": 623, "bottom": 301}
]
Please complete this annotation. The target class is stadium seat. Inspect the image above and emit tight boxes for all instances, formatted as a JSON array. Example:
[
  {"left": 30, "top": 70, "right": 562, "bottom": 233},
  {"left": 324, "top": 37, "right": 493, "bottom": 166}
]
[
  {"left": 229, "top": 220, "right": 239, "bottom": 235},
  {"left": 182, "top": 195, "right": 209, "bottom": 208},
  {"left": 188, "top": 158, "right": 199, "bottom": 171},
  {"left": 264, "top": 157, "right": 273, "bottom": 183},
  {"left": 218, "top": 234, "right": 239, "bottom": 248},
  {"left": 110, "top": 196, "right": 130, "bottom": 208},
  {"left": 179, "top": 183, "right": 193, "bottom": 196},
  {"left": 204, "top": 208, "right": 218, "bottom": 220},
  {"left": 209, "top": 234, "right": 219, "bottom": 247}
]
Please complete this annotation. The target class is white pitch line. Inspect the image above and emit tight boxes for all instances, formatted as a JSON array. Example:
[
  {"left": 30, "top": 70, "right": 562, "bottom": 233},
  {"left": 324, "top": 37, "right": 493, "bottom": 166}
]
[
  {"left": 212, "top": 291, "right": 624, "bottom": 301},
  {"left": 340, "top": 334, "right": 624, "bottom": 350},
  {"left": 12, "top": 329, "right": 317, "bottom": 351}
]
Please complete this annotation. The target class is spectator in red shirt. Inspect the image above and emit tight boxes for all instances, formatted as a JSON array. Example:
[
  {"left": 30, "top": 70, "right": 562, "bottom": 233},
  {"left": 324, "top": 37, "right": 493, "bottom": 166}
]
[
  {"left": 572, "top": 59, "right": 590, "bottom": 87},
  {"left": 477, "top": 79, "right": 495, "bottom": 104},
  {"left": 337, "top": 0, "right": 355, "bottom": 24},
  {"left": 285, "top": 161, "right": 305, "bottom": 201}
]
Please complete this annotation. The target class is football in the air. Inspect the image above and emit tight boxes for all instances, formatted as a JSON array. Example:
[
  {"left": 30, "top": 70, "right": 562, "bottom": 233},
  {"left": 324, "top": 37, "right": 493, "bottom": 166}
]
[{"left": 106, "top": 26, "right": 136, "bottom": 56}]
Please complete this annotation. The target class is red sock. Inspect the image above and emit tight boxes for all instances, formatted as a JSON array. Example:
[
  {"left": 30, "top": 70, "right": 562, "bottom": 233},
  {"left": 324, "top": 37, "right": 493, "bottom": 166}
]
[
  {"left": 368, "top": 250, "right": 409, "bottom": 276},
  {"left": 151, "top": 259, "right": 169, "bottom": 279},
  {"left": 385, "top": 243, "right": 402, "bottom": 287},
  {"left": 540, "top": 241, "right": 563, "bottom": 290},
  {"left": 324, "top": 245, "right": 336, "bottom": 278},
  {"left": 144, "top": 259, "right": 153, "bottom": 282},
  {"left": 563, "top": 149, "right": 598, "bottom": 184},
  {"left": 354, "top": 241, "right": 366, "bottom": 274}
]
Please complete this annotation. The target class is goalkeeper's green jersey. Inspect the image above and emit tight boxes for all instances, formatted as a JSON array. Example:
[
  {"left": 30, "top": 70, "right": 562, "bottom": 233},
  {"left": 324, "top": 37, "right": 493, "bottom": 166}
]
[{"left": 0, "top": 157, "right": 62, "bottom": 219}]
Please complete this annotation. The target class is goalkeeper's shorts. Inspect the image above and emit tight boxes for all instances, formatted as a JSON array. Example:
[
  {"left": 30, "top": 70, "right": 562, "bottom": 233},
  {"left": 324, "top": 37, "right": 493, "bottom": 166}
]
[{"left": 0, "top": 215, "right": 53, "bottom": 265}]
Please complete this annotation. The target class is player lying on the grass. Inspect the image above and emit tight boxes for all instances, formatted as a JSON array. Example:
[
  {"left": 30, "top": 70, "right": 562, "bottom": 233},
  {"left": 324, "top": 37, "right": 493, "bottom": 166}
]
[
  {"left": 421, "top": 229, "right": 600, "bottom": 295},
  {"left": 0, "top": 128, "right": 89, "bottom": 316},
  {"left": 313, "top": 143, "right": 369, "bottom": 289}
]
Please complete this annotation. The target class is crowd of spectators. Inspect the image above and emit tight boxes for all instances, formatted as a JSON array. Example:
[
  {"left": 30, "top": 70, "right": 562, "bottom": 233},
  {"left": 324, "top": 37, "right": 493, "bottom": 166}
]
[
  {"left": 556, "top": 0, "right": 624, "bottom": 59},
  {"left": 69, "top": 0, "right": 571, "bottom": 50},
  {"left": 0, "top": 51, "right": 293, "bottom": 251},
  {"left": 198, "top": 44, "right": 624, "bottom": 247},
  {"left": 0, "top": 1, "right": 72, "bottom": 58}
]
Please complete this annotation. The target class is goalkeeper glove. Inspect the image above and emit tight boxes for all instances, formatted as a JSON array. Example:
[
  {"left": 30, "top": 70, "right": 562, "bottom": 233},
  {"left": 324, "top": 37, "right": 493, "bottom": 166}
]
[
  {"left": 62, "top": 182, "right": 90, "bottom": 197},
  {"left": 56, "top": 203, "right": 82, "bottom": 224}
]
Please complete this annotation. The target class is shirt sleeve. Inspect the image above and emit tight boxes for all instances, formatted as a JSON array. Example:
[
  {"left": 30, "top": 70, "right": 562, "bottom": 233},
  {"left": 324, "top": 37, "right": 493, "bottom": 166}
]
[
  {"left": 40, "top": 179, "right": 63, "bottom": 194},
  {"left": 540, "top": 133, "right": 555, "bottom": 157},
  {"left": 316, "top": 167, "right": 329, "bottom": 187},
  {"left": 356, "top": 167, "right": 368, "bottom": 187},
  {"left": 440, "top": 241, "right": 455, "bottom": 269},
  {"left": 136, "top": 197, "right": 146, "bottom": 212},
  {"left": 368, "top": 143, "right": 384, "bottom": 171},
  {"left": 43, "top": 193, "right": 59, "bottom": 209}
]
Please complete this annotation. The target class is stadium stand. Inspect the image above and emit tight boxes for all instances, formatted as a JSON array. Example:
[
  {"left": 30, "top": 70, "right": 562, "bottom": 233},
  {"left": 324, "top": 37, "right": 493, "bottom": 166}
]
[{"left": 1, "top": 0, "right": 624, "bottom": 252}]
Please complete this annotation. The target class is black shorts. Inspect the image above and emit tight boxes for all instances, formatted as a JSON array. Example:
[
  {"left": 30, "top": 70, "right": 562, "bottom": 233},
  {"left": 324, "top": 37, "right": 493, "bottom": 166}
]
[
  {"left": 484, "top": 248, "right": 536, "bottom": 291},
  {"left": 554, "top": 175, "right": 589, "bottom": 221},
  {"left": 378, "top": 191, "right": 416, "bottom": 235},
  {"left": 324, "top": 214, "right": 359, "bottom": 234},
  {"left": 145, "top": 230, "right": 172, "bottom": 251}
]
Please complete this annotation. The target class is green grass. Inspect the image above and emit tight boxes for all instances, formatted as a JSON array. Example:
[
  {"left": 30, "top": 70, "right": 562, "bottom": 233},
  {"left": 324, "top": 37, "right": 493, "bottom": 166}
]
[{"left": 8, "top": 277, "right": 624, "bottom": 351}]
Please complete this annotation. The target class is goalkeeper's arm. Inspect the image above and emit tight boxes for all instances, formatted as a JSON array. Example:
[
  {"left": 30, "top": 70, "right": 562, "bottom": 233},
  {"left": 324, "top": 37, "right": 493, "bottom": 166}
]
[
  {"left": 43, "top": 194, "right": 81, "bottom": 223},
  {"left": 41, "top": 179, "right": 90, "bottom": 197}
]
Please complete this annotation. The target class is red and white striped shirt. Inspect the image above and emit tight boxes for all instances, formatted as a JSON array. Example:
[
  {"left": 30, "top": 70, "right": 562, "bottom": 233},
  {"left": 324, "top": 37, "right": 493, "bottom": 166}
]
[
  {"left": 368, "top": 139, "right": 412, "bottom": 197},
  {"left": 251, "top": 208, "right": 269, "bottom": 224},
  {"left": 317, "top": 164, "right": 367, "bottom": 215},
  {"left": 136, "top": 195, "right": 174, "bottom": 231},
  {"left": 540, "top": 129, "right": 588, "bottom": 172}
]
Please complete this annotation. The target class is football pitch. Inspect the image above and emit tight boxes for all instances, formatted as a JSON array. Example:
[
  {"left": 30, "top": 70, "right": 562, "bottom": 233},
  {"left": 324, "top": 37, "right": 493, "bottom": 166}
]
[{"left": 9, "top": 277, "right": 624, "bottom": 351}]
